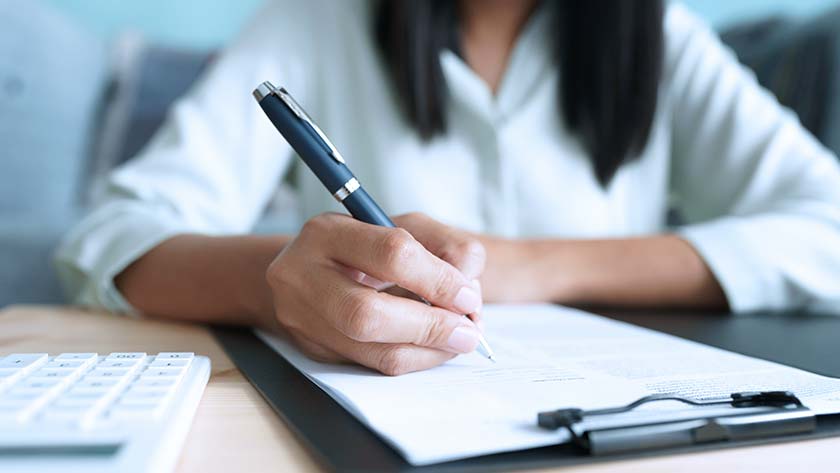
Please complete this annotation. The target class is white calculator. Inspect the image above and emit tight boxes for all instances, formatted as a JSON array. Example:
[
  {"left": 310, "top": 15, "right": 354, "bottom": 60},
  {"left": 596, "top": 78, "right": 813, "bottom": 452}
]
[{"left": 0, "top": 352, "right": 211, "bottom": 473}]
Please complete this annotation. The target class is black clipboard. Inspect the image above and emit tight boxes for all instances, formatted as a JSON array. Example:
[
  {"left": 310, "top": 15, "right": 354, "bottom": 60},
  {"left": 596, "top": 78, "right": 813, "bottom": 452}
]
[{"left": 212, "top": 309, "right": 840, "bottom": 472}]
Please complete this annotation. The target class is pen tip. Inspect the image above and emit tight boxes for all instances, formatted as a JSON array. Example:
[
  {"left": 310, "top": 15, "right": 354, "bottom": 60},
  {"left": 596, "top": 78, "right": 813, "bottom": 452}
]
[{"left": 488, "top": 355, "right": 496, "bottom": 363}]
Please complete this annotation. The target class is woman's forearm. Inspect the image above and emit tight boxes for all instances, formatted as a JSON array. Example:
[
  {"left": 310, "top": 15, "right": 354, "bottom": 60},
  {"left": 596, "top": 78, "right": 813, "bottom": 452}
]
[
  {"left": 116, "top": 231, "right": 727, "bottom": 328},
  {"left": 481, "top": 235, "right": 728, "bottom": 309},
  {"left": 115, "top": 234, "right": 291, "bottom": 327}
]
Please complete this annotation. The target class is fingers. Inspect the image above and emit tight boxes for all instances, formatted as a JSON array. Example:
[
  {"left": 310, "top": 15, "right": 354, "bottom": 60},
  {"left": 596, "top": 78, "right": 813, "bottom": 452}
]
[
  {"left": 328, "top": 286, "right": 482, "bottom": 353},
  {"left": 357, "top": 343, "right": 457, "bottom": 376},
  {"left": 287, "top": 330, "right": 343, "bottom": 364},
  {"left": 314, "top": 215, "right": 481, "bottom": 314},
  {"left": 287, "top": 308, "right": 457, "bottom": 375},
  {"left": 325, "top": 329, "right": 458, "bottom": 375},
  {"left": 281, "top": 212, "right": 489, "bottom": 376},
  {"left": 393, "top": 212, "right": 486, "bottom": 280}
]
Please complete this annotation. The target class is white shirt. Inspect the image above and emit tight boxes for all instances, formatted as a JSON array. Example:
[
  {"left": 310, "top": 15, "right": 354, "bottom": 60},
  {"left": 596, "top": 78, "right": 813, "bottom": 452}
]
[{"left": 57, "top": 1, "right": 840, "bottom": 314}]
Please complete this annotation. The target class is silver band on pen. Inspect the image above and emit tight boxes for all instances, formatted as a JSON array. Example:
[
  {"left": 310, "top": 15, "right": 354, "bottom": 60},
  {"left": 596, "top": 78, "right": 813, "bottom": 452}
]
[{"left": 332, "top": 178, "right": 361, "bottom": 202}]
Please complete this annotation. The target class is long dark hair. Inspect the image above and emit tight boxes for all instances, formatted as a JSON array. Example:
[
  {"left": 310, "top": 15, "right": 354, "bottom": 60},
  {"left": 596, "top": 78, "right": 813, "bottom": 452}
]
[{"left": 375, "top": 0, "right": 664, "bottom": 186}]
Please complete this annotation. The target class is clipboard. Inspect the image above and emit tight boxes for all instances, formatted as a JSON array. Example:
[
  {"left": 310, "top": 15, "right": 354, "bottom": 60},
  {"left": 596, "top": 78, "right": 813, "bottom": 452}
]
[{"left": 212, "top": 309, "right": 840, "bottom": 472}]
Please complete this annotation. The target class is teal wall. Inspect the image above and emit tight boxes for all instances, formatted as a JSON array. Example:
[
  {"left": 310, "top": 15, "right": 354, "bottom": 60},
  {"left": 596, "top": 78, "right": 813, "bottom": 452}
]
[
  {"left": 44, "top": 0, "right": 840, "bottom": 49},
  {"left": 43, "top": 0, "right": 265, "bottom": 49},
  {"left": 682, "top": 0, "right": 838, "bottom": 27}
]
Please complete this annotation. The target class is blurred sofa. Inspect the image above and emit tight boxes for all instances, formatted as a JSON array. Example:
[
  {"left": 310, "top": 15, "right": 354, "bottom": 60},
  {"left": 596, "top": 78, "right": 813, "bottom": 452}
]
[{"left": 1, "top": 0, "right": 839, "bottom": 308}]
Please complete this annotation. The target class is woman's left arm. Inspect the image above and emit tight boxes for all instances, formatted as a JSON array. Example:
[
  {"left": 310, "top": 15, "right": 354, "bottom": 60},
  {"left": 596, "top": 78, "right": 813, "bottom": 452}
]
[
  {"left": 664, "top": 5, "right": 840, "bottom": 314},
  {"left": 478, "top": 235, "right": 727, "bottom": 309},
  {"left": 480, "top": 5, "right": 840, "bottom": 312}
]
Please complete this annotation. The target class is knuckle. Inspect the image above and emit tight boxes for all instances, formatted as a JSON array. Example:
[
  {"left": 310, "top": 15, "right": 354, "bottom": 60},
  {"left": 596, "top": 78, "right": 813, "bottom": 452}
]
[
  {"left": 461, "top": 239, "right": 486, "bottom": 262},
  {"left": 300, "top": 213, "right": 338, "bottom": 237},
  {"left": 264, "top": 259, "right": 287, "bottom": 287},
  {"left": 443, "top": 238, "right": 485, "bottom": 264},
  {"left": 418, "top": 312, "right": 448, "bottom": 347},
  {"left": 339, "top": 293, "right": 382, "bottom": 341},
  {"left": 379, "top": 228, "right": 417, "bottom": 269},
  {"left": 401, "top": 211, "right": 425, "bottom": 223},
  {"left": 430, "top": 266, "right": 459, "bottom": 302},
  {"left": 299, "top": 216, "right": 323, "bottom": 237},
  {"left": 378, "top": 346, "right": 412, "bottom": 376},
  {"left": 439, "top": 237, "right": 486, "bottom": 279}
]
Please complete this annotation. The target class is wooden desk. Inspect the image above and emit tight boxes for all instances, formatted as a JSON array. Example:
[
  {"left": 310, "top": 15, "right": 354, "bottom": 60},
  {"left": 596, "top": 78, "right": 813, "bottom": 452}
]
[{"left": 0, "top": 305, "right": 835, "bottom": 473}]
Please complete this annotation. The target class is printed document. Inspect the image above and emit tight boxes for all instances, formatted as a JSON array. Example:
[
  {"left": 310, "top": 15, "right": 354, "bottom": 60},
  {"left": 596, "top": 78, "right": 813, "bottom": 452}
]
[{"left": 258, "top": 304, "right": 840, "bottom": 465}]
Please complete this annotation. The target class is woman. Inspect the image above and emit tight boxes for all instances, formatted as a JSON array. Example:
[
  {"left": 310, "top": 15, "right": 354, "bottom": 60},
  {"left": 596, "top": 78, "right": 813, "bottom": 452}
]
[{"left": 58, "top": 0, "right": 840, "bottom": 375}]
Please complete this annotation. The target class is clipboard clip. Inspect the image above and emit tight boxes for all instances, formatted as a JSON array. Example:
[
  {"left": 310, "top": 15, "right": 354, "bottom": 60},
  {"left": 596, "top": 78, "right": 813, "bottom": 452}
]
[{"left": 537, "top": 391, "right": 816, "bottom": 455}]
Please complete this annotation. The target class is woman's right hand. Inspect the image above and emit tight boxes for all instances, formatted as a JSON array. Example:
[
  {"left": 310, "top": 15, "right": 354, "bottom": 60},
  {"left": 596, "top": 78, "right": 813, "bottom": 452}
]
[{"left": 264, "top": 212, "right": 486, "bottom": 376}]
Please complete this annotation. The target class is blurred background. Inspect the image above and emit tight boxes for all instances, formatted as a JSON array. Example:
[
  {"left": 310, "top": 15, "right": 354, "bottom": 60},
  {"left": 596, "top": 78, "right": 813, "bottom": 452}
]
[
  {"left": 38, "top": 0, "right": 840, "bottom": 49},
  {"left": 2, "top": 0, "right": 840, "bottom": 308}
]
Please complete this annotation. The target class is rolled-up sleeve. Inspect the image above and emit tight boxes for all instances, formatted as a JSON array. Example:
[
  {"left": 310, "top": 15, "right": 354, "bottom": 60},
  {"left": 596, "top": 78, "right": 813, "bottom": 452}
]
[
  {"left": 666, "top": 5, "right": 840, "bottom": 313},
  {"left": 55, "top": 0, "right": 315, "bottom": 313}
]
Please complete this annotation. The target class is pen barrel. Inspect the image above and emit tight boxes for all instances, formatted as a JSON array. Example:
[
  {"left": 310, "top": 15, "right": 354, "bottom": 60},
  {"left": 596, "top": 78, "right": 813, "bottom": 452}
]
[
  {"left": 342, "top": 188, "right": 396, "bottom": 227},
  {"left": 258, "top": 94, "right": 394, "bottom": 228},
  {"left": 257, "top": 94, "right": 354, "bottom": 193}
]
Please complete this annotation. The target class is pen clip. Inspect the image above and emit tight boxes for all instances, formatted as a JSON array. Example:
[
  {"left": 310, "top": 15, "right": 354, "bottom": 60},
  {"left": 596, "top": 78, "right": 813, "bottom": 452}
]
[{"left": 271, "top": 84, "right": 346, "bottom": 164}]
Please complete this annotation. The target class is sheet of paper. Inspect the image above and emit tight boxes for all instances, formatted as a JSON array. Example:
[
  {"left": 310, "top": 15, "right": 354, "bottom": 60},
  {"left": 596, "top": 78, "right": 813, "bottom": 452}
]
[{"left": 257, "top": 304, "right": 840, "bottom": 465}]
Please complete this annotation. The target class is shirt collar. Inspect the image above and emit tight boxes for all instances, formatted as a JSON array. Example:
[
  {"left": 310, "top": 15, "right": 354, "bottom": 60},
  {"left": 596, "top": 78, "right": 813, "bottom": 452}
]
[{"left": 440, "top": 3, "right": 555, "bottom": 123}]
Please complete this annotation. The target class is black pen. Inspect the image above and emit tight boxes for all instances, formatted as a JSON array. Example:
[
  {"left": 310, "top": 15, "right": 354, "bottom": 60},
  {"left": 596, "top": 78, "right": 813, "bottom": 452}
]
[{"left": 253, "top": 81, "right": 495, "bottom": 361}]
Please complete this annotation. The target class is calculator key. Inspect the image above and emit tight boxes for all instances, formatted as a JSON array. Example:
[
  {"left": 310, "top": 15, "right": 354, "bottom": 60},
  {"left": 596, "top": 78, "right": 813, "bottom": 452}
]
[
  {"left": 140, "top": 368, "right": 184, "bottom": 379},
  {"left": 0, "top": 368, "right": 25, "bottom": 392},
  {"left": 0, "top": 354, "right": 48, "bottom": 373},
  {"left": 55, "top": 392, "right": 109, "bottom": 416},
  {"left": 55, "top": 353, "right": 98, "bottom": 362},
  {"left": 86, "top": 368, "right": 131, "bottom": 379},
  {"left": 98, "top": 359, "right": 141, "bottom": 369},
  {"left": 149, "top": 358, "right": 190, "bottom": 368},
  {"left": 61, "top": 389, "right": 106, "bottom": 400},
  {"left": 30, "top": 368, "right": 78, "bottom": 379},
  {"left": 106, "top": 353, "right": 147, "bottom": 361},
  {"left": 46, "top": 360, "right": 86, "bottom": 369},
  {"left": 54, "top": 353, "right": 98, "bottom": 370},
  {"left": 2, "top": 390, "right": 55, "bottom": 422},
  {"left": 155, "top": 352, "right": 194, "bottom": 360},
  {"left": 52, "top": 395, "right": 100, "bottom": 408},
  {"left": 3, "top": 390, "right": 48, "bottom": 402},
  {"left": 19, "top": 378, "right": 64, "bottom": 390},
  {"left": 0, "top": 367, "right": 22, "bottom": 376},
  {"left": 72, "top": 379, "right": 121, "bottom": 393},
  {"left": 0, "top": 397, "right": 38, "bottom": 409},
  {"left": 0, "top": 405, "right": 30, "bottom": 423},
  {"left": 132, "top": 378, "right": 177, "bottom": 392},
  {"left": 39, "top": 406, "right": 89, "bottom": 423}
]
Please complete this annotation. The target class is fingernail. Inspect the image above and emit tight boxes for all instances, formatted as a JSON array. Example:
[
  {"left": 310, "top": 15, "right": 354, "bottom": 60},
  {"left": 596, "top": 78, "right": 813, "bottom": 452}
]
[
  {"left": 360, "top": 273, "right": 392, "bottom": 291},
  {"left": 453, "top": 286, "right": 482, "bottom": 314},
  {"left": 447, "top": 326, "right": 480, "bottom": 353},
  {"left": 471, "top": 280, "right": 483, "bottom": 314}
]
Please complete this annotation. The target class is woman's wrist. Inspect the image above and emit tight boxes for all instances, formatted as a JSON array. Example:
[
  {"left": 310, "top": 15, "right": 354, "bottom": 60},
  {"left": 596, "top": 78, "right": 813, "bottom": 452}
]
[
  {"left": 234, "top": 235, "right": 291, "bottom": 332},
  {"left": 479, "top": 237, "right": 570, "bottom": 303}
]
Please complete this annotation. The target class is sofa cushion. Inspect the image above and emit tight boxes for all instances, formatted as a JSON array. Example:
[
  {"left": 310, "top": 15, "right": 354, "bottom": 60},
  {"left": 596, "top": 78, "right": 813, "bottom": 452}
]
[
  {"left": 0, "top": 214, "right": 83, "bottom": 307},
  {"left": 87, "top": 35, "right": 214, "bottom": 202},
  {"left": 721, "top": 7, "right": 840, "bottom": 156},
  {"left": 0, "top": 0, "right": 106, "bottom": 217}
]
